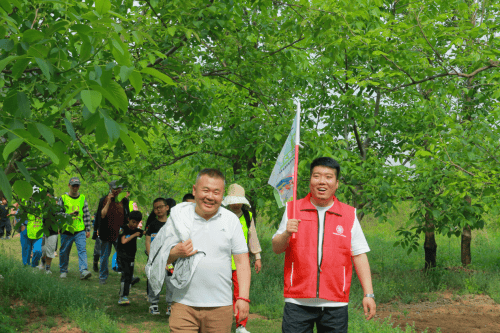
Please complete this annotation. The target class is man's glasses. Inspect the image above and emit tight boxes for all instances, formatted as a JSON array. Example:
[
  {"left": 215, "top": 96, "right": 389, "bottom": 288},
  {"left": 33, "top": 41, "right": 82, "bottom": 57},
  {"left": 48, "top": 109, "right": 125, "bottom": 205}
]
[
  {"left": 71, "top": 184, "right": 80, "bottom": 188},
  {"left": 154, "top": 205, "right": 166, "bottom": 210}
]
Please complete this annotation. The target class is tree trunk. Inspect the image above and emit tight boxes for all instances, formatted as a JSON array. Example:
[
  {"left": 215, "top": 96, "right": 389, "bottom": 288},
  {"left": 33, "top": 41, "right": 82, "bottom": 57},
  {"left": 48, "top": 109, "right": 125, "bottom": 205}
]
[
  {"left": 424, "top": 211, "right": 437, "bottom": 271},
  {"left": 461, "top": 225, "right": 472, "bottom": 267},
  {"left": 424, "top": 230, "right": 437, "bottom": 271}
]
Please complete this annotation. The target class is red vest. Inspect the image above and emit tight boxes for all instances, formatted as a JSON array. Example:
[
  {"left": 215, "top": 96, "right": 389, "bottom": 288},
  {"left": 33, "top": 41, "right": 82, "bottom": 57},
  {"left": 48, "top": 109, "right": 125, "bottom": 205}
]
[{"left": 283, "top": 193, "right": 355, "bottom": 302}]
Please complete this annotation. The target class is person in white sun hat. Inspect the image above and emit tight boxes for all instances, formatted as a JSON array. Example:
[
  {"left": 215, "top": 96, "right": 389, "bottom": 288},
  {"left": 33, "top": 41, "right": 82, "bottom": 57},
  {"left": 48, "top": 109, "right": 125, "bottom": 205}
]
[{"left": 222, "top": 183, "right": 262, "bottom": 333}]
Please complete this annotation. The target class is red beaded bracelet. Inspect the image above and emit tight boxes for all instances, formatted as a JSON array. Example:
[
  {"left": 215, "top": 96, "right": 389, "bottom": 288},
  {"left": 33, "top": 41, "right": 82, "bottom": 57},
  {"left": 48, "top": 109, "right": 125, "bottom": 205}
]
[{"left": 236, "top": 297, "right": 251, "bottom": 303}]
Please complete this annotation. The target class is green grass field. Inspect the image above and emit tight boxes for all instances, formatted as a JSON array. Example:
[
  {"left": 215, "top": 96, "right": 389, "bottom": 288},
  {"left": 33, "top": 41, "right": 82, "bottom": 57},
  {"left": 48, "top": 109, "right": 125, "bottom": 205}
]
[{"left": 1, "top": 205, "right": 499, "bottom": 332}]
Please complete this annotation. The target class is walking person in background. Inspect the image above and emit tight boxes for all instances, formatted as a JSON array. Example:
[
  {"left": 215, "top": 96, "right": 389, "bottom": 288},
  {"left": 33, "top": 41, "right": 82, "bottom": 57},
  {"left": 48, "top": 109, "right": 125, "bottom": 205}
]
[
  {"left": 57, "top": 177, "right": 93, "bottom": 280},
  {"left": 20, "top": 187, "right": 43, "bottom": 268},
  {"left": 95, "top": 180, "right": 130, "bottom": 284},
  {"left": 116, "top": 210, "right": 143, "bottom": 305},
  {"left": 91, "top": 214, "right": 101, "bottom": 273},
  {"left": 40, "top": 190, "right": 60, "bottom": 274},
  {"left": 182, "top": 193, "right": 195, "bottom": 203},
  {"left": 0, "top": 196, "right": 11, "bottom": 239},
  {"left": 145, "top": 198, "right": 174, "bottom": 315},
  {"left": 272, "top": 157, "right": 376, "bottom": 332},
  {"left": 223, "top": 184, "right": 263, "bottom": 333}
]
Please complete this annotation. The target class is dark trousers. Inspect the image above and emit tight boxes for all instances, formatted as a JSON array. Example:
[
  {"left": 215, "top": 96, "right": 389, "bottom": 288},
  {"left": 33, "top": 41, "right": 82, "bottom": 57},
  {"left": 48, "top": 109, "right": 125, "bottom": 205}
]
[
  {"left": 282, "top": 303, "right": 348, "bottom": 333},
  {"left": 119, "top": 256, "right": 134, "bottom": 297},
  {"left": 0, "top": 219, "right": 11, "bottom": 237}
]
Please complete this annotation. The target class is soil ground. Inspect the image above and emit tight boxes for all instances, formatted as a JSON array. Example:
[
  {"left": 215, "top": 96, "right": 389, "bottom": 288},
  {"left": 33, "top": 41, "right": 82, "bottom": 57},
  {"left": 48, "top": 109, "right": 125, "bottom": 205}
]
[
  {"left": 12, "top": 293, "right": 500, "bottom": 333},
  {"left": 375, "top": 292, "right": 500, "bottom": 333}
]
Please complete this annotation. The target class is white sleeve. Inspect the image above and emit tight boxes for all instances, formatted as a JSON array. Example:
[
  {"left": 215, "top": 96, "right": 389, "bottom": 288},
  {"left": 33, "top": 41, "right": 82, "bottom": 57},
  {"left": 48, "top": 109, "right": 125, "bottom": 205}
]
[
  {"left": 272, "top": 207, "right": 289, "bottom": 239},
  {"left": 351, "top": 209, "right": 370, "bottom": 256}
]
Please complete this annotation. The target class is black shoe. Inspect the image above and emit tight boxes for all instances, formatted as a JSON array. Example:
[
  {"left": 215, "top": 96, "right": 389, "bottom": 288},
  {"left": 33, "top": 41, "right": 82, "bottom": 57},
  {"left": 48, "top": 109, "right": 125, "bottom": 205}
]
[
  {"left": 93, "top": 261, "right": 99, "bottom": 273},
  {"left": 131, "top": 277, "right": 140, "bottom": 286}
]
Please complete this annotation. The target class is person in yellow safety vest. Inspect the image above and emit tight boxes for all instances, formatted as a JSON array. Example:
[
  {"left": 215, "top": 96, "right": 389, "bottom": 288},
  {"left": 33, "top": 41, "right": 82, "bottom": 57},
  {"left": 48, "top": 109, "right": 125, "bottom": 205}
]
[
  {"left": 222, "top": 184, "right": 262, "bottom": 333},
  {"left": 56, "top": 177, "right": 93, "bottom": 280},
  {"left": 20, "top": 189, "right": 44, "bottom": 267}
]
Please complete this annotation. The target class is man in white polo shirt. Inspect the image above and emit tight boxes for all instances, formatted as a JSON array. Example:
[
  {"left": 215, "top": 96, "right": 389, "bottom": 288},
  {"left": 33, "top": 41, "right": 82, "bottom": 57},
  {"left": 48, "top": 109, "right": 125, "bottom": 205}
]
[
  {"left": 272, "top": 157, "right": 376, "bottom": 332},
  {"left": 167, "top": 168, "right": 251, "bottom": 333}
]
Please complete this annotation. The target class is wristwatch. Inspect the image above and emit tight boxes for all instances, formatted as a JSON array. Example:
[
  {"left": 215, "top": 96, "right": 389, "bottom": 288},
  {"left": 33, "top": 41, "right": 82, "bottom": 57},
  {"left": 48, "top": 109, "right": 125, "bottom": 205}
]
[{"left": 364, "top": 294, "right": 375, "bottom": 298}]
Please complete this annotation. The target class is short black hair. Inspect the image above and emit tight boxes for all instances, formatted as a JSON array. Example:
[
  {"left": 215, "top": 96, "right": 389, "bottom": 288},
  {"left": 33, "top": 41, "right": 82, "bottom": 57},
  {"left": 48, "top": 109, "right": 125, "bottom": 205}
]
[
  {"left": 153, "top": 197, "right": 167, "bottom": 206},
  {"left": 129, "top": 210, "right": 143, "bottom": 222},
  {"left": 310, "top": 157, "right": 341, "bottom": 178},
  {"left": 182, "top": 193, "right": 194, "bottom": 202},
  {"left": 166, "top": 198, "right": 176, "bottom": 209},
  {"left": 196, "top": 168, "right": 225, "bottom": 184}
]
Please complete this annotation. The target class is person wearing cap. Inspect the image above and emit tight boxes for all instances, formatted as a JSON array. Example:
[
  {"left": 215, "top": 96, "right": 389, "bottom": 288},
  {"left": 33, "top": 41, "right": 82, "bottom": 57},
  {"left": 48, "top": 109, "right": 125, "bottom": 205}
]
[
  {"left": 57, "top": 177, "right": 93, "bottom": 280},
  {"left": 222, "top": 184, "right": 262, "bottom": 333},
  {"left": 272, "top": 157, "right": 376, "bottom": 332},
  {"left": 94, "top": 180, "right": 130, "bottom": 284}
]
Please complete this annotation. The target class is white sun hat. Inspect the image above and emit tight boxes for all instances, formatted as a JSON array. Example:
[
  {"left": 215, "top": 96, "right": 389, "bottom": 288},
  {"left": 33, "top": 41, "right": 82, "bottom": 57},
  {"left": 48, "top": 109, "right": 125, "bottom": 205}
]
[{"left": 222, "top": 183, "right": 251, "bottom": 208}]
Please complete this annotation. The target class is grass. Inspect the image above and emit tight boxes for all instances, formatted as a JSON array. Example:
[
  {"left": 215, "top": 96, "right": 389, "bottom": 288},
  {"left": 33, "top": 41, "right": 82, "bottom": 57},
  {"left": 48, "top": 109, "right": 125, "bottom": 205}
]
[{"left": 1, "top": 203, "right": 499, "bottom": 332}]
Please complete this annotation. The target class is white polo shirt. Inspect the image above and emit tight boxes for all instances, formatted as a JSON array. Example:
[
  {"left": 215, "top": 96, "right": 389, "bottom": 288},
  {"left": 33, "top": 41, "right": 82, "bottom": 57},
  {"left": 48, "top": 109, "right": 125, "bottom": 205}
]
[{"left": 172, "top": 205, "right": 248, "bottom": 307}]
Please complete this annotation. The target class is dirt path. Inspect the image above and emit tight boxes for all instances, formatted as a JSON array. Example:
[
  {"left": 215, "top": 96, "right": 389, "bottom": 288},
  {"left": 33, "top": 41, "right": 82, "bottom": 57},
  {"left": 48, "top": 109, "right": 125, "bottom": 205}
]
[{"left": 376, "top": 292, "right": 500, "bottom": 333}]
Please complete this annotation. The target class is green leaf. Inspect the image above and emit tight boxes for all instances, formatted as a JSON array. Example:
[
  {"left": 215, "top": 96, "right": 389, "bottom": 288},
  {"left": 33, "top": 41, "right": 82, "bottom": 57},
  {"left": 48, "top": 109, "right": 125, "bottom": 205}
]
[
  {"left": 0, "top": 39, "right": 14, "bottom": 51},
  {"left": 129, "top": 131, "right": 148, "bottom": 154},
  {"left": 80, "top": 40, "right": 91, "bottom": 61},
  {"left": 95, "top": 0, "right": 111, "bottom": 15},
  {"left": 119, "top": 65, "right": 134, "bottom": 83},
  {"left": 35, "top": 145, "right": 60, "bottom": 165},
  {"left": 0, "top": 167, "right": 12, "bottom": 203},
  {"left": 64, "top": 118, "right": 76, "bottom": 141},
  {"left": 13, "top": 180, "right": 32, "bottom": 201},
  {"left": 4, "top": 91, "right": 31, "bottom": 118},
  {"left": 129, "top": 71, "right": 142, "bottom": 94},
  {"left": 95, "top": 119, "right": 107, "bottom": 146},
  {"left": 15, "top": 161, "right": 31, "bottom": 182},
  {"left": 35, "top": 58, "right": 51, "bottom": 81},
  {"left": 60, "top": 87, "right": 84, "bottom": 112},
  {"left": 35, "top": 123, "right": 55, "bottom": 146},
  {"left": 53, "top": 141, "right": 70, "bottom": 170},
  {"left": 23, "top": 29, "right": 45, "bottom": 43},
  {"left": 137, "top": 195, "right": 146, "bottom": 206},
  {"left": 103, "top": 81, "right": 128, "bottom": 112},
  {"left": 2, "top": 138, "right": 23, "bottom": 160},
  {"left": 11, "top": 58, "right": 30, "bottom": 79},
  {"left": 141, "top": 67, "right": 176, "bottom": 86},
  {"left": 46, "top": 20, "right": 70, "bottom": 36},
  {"left": 116, "top": 191, "right": 127, "bottom": 202},
  {"left": 0, "top": 56, "right": 19, "bottom": 73},
  {"left": 0, "top": 0, "right": 13, "bottom": 14},
  {"left": 119, "top": 130, "right": 136, "bottom": 159},
  {"left": 104, "top": 117, "right": 120, "bottom": 142},
  {"left": 416, "top": 150, "right": 432, "bottom": 157},
  {"left": 81, "top": 90, "right": 102, "bottom": 113}
]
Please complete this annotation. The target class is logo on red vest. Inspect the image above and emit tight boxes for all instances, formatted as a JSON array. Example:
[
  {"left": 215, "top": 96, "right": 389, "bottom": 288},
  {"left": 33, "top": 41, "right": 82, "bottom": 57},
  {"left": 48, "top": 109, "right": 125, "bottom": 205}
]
[{"left": 333, "top": 225, "right": 346, "bottom": 237}]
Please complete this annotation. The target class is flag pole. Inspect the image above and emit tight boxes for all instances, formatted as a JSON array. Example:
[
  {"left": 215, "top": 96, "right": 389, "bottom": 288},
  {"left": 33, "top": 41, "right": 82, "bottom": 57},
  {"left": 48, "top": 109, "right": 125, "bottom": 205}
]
[{"left": 292, "top": 101, "right": 300, "bottom": 238}]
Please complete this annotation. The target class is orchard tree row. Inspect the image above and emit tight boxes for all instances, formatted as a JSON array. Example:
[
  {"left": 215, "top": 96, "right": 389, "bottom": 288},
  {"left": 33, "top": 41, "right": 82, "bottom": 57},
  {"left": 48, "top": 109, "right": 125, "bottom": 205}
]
[{"left": 1, "top": 0, "right": 499, "bottom": 267}]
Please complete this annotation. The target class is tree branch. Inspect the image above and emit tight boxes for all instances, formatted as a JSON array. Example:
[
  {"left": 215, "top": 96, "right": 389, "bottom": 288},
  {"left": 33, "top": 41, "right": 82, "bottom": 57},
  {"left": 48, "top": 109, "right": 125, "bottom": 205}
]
[{"left": 266, "top": 36, "right": 305, "bottom": 57}]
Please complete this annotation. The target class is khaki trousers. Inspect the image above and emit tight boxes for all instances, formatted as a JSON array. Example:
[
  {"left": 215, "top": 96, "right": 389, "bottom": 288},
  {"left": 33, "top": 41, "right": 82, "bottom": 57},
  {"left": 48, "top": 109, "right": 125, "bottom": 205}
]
[{"left": 169, "top": 302, "right": 233, "bottom": 333}]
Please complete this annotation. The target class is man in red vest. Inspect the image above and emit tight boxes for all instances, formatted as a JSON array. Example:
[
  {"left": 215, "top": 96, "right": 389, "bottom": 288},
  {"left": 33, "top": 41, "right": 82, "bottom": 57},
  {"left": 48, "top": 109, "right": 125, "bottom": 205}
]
[{"left": 272, "top": 157, "right": 376, "bottom": 332}]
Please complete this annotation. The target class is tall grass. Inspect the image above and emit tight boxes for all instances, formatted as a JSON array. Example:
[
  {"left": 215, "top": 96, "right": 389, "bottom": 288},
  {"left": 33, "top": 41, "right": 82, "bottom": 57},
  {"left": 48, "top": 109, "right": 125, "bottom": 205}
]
[{"left": 0, "top": 244, "right": 120, "bottom": 333}]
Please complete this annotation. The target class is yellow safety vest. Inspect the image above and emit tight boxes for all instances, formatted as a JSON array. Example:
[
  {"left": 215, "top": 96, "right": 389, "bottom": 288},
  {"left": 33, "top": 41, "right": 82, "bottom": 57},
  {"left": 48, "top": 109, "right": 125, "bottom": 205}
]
[
  {"left": 231, "top": 211, "right": 250, "bottom": 270},
  {"left": 61, "top": 194, "right": 86, "bottom": 233},
  {"left": 27, "top": 206, "right": 43, "bottom": 240}
]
